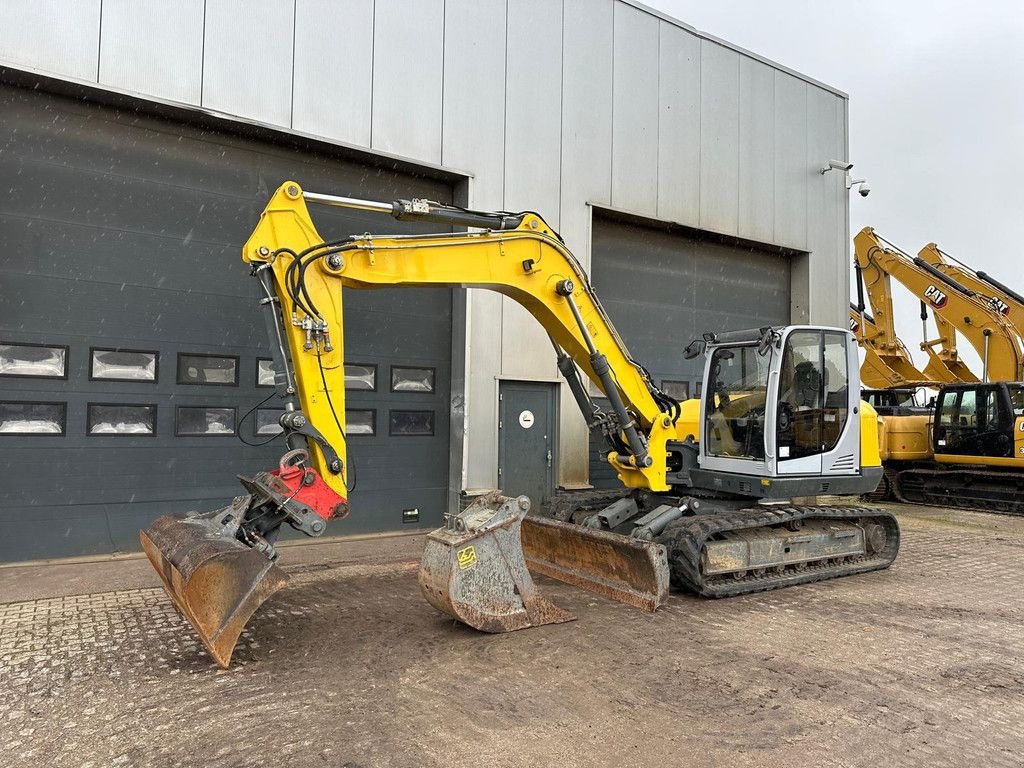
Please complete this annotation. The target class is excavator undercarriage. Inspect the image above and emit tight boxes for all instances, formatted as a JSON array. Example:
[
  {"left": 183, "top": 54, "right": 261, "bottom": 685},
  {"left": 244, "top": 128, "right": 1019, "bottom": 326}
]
[{"left": 547, "top": 490, "right": 898, "bottom": 597}]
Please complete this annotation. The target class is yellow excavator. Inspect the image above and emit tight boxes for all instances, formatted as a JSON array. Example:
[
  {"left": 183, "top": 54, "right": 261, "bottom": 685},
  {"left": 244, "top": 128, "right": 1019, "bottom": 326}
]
[
  {"left": 851, "top": 228, "right": 1024, "bottom": 510},
  {"left": 140, "top": 182, "right": 900, "bottom": 667},
  {"left": 853, "top": 228, "right": 978, "bottom": 387}
]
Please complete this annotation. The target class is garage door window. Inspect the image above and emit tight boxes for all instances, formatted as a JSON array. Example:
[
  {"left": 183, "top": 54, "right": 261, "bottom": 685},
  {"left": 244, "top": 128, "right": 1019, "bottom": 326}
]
[
  {"left": 391, "top": 367, "right": 434, "bottom": 393},
  {"left": 256, "top": 358, "right": 277, "bottom": 387},
  {"left": 176, "top": 406, "right": 236, "bottom": 436},
  {"left": 661, "top": 380, "right": 690, "bottom": 400},
  {"left": 177, "top": 353, "right": 238, "bottom": 385},
  {"left": 88, "top": 404, "right": 156, "bottom": 435},
  {"left": 0, "top": 401, "right": 66, "bottom": 435},
  {"left": 347, "top": 409, "right": 376, "bottom": 435},
  {"left": 90, "top": 348, "right": 158, "bottom": 382},
  {"left": 255, "top": 408, "right": 284, "bottom": 435},
  {"left": 389, "top": 410, "right": 434, "bottom": 436},
  {"left": 0, "top": 342, "right": 68, "bottom": 379},
  {"left": 345, "top": 363, "right": 377, "bottom": 391}
]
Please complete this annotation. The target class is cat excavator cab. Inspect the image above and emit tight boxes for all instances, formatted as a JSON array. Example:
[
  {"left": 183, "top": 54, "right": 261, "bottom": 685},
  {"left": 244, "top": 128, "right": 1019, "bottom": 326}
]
[{"left": 141, "top": 182, "right": 899, "bottom": 667}]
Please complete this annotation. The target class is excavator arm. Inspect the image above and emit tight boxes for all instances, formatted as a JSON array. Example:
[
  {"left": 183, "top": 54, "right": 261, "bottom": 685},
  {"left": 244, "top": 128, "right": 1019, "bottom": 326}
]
[
  {"left": 243, "top": 182, "right": 684, "bottom": 498},
  {"left": 854, "top": 227, "right": 1018, "bottom": 382}
]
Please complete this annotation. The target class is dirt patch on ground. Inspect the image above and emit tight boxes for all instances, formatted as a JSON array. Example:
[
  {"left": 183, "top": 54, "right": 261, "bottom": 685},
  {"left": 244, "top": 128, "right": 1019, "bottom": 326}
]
[{"left": 2, "top": 505, "right": 1023, "bottom": 767}]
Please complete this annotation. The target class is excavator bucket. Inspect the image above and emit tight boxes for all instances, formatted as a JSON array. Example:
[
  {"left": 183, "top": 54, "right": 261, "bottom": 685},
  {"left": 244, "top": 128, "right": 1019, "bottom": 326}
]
[
  {"left": 418, "top": 492, "right": 670, "bottom": 632},
  {"left": 140, "top": 503, "right": 288, "bottom": 668},
  {"left": 419, "top": 493, "right": 575, "bottom": 632}
]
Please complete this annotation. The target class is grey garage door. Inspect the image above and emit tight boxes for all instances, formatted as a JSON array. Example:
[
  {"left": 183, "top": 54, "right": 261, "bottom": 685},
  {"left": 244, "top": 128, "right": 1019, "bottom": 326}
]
[
  {"left": 0, "top": 82, "right": 454, "bottom": 561},
  {"left": 588, "top": 214, "right": 792, "bottom": 487}
]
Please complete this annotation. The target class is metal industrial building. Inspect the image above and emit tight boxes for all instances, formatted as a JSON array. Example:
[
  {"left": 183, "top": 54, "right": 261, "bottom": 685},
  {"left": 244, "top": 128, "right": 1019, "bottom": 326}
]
[{"left": 0, "top": 1, "right": 850, "bottom": 562}]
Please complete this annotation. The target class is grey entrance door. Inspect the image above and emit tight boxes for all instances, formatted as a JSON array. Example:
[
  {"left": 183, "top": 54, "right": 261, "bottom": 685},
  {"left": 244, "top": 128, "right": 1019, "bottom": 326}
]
[{"left": 498, "top": 382, "right": 557, "bottom": 508}]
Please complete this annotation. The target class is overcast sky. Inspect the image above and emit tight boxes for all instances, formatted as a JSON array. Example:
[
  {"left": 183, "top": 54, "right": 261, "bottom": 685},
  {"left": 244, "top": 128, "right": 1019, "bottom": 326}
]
[{"left": 652, "top": 0, "right": 1024, "bottom": 372}]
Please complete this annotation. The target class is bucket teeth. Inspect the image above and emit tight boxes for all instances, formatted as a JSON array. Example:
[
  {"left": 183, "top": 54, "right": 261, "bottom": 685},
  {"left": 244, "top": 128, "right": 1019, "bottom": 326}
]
[{"left": 140, "top": 509, "right": 288, "bottom": 667}]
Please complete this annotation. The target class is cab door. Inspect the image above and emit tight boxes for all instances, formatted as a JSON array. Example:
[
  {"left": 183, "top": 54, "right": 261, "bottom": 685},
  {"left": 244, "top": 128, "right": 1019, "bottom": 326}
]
[
  {"left": 933, "top": 386, "right": 1011, "bottom": 458},
  {"left": 774, "top": 330, "right": 857, "bottom": 476}
]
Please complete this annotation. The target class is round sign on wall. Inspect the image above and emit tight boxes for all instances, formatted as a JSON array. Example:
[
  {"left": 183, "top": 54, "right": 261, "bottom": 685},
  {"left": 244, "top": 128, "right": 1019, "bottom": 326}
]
[{"left": 518, "top": 410, "right": 535, "bottom": 429}]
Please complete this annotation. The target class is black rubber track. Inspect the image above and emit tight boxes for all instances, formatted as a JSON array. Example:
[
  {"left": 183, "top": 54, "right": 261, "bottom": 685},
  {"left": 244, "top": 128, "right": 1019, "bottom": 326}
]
[
  {"left": 657, "top": 505, "right": 901, "bottom": 598},
  {"left": 862, "top": 467, "right": 898, "bottom": 503},
  {"left": 895, "top": 468, "right": 1024, "bottom": 516}
]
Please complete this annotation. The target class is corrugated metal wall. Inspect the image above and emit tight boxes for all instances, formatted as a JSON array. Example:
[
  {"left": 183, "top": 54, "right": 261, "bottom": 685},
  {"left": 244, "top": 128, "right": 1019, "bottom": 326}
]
[{"left": 0, "top": 0, "right": 850, "bottom": 494}]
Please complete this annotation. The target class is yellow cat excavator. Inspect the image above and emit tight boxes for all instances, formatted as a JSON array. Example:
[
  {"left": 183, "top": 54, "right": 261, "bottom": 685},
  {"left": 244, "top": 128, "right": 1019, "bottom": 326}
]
[
  {"left": 852, "top": 228, "right": 1024, "bottom": 510},
  {"left": 141, "top": 182, "right": 899, "bottom": 667}
]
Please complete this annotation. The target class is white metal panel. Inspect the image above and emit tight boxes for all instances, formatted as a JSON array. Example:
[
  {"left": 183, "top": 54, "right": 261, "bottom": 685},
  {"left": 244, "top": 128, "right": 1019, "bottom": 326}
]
[
  {"left": 611, "top": 3, "right": 659, "bottom": 215},
  {"left": 99, "top": 0, "right": 203, "bottom": 104},
  {"left": 0, "top": 1, "right": 100, "bottom": 81},
  {"left": 292, "top": 0, "right": 374, "bottom": 146},
  {"left": 557, "top": 0, "right": 614, "bottom": 486},
  {"left": 698, "top": 40, "right": 740, "bottom": 235},
  {"left": 443, "top": 0, "right": 507, "bottom": 490},
  {"left": 501, "top": 0, "right": 563, "bottom": 380},
  {"left": 806, "top": 87, "right": 843, "bottom": 326},
  {"left": 503, "top": 0, "right": 562, "bottom": 218},
  {"left": 656, "top": 21, "right": 700, "bottom": 226},
  {"left": 773, "top": 71, "right": 808, "bottom": 250},
  {"left": 371, "top": 0, "right": 444, "bottom": 163},
  {"left": 737, "top": 56, "right": 775, "bottom": 243},
  {"left": 442, "top": 0, "right": 506, "bottom": 209},
  {"left": 202, "top": 0, "right": 294, "bottom": 127},
  {"left": 559, "top": 0, "right": 613, "bottom": 261},
  {"left": 465, "top": 291, "right": 503, "bottom": 489}
]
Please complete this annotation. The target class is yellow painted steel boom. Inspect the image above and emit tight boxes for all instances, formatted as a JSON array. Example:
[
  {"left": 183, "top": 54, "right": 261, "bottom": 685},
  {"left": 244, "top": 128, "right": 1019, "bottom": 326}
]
[
  {"left": 854, "top": 227, "right": 1020, "bottom": 382},
  {"left": 243, "top": 182, "right": 687, "bottom": 495},
  {"left": 917, "top": 243, "right": 1024, "bottom": 346}
]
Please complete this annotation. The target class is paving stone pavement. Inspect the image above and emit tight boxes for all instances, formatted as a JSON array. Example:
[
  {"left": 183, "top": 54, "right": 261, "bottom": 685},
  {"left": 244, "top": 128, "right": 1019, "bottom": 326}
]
[{"left": 1, "top": 505, "right": 1023, "bottom": 767}]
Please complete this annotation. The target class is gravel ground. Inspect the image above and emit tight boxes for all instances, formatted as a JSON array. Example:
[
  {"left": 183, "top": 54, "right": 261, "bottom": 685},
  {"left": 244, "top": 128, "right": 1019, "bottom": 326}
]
[{"left": 1, "top": 503, "right": 1023, "bottom": 768}]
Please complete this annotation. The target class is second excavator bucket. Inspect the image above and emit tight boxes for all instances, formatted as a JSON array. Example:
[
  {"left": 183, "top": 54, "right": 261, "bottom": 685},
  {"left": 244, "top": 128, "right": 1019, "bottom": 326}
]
[
  {"left": 418, "top": 492, "right": 670, "bottom": 632},
  {"left": 140, "top": 499, "right": 288, "bottom": 668},
  {"left": 419, "top": 493, "right": 576, "bottom": 632}
]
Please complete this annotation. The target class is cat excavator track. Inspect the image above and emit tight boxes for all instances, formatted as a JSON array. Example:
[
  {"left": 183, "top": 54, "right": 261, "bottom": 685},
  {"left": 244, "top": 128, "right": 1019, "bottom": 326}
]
[{"left": 894, "top": 468, "right": 1024, "bottom": 516}]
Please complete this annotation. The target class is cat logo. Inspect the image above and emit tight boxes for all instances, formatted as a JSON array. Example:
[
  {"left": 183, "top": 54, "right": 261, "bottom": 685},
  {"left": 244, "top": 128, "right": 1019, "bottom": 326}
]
[
  {"left": 988, "top": 297, "right": 1011, "bottom": 316},
  {"left": 924, "top": 285, "right": 948, "bottom": 309}
]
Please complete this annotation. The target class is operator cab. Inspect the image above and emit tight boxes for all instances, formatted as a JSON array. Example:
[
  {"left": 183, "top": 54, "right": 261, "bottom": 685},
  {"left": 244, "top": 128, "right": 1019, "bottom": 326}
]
[
  {"left": 691, "top": 326, "right": 867, "bottom": 490},
  {"left": 933, "top": 382, "right": 1024, "bottom": 459},
  {"left": 862, "top": 388, "right": 927, "bottom": 416}
]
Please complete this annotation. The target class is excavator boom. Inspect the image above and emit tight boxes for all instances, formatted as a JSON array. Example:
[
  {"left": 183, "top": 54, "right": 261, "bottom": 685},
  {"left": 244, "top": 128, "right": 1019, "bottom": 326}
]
[{"left": 854, "top": 227, "right": 1021, "bottom": 382}]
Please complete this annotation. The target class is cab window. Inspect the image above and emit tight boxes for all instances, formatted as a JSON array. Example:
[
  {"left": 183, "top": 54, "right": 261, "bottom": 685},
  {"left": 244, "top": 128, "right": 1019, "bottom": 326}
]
[
  {"left": 776, "top": 331, "right": 849, "bottom": 460},
  {"left": 704, "top": 344, "right": 772, "bottom": 461}
]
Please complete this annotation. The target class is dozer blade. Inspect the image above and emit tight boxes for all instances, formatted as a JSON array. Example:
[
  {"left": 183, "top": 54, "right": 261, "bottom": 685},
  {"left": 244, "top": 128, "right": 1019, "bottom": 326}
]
[
  {"left": 419, "top": 493, "right": 575, "bottom": 632},
  {"left": 521, "top": 516, "right": 670, "bottom": 612},
  {"left": 140, "top": 504, "right": 288, "bottom": 668}
]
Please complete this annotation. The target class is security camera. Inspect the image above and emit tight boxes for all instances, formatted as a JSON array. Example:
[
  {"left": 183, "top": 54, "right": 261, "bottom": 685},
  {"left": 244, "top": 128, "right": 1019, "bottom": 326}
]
[
  {"left": 857, "top": 182, "right": 871, "bottom": 197},
  {"left": 820, "top": 159, "right": 854, "bottom": 174}
]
